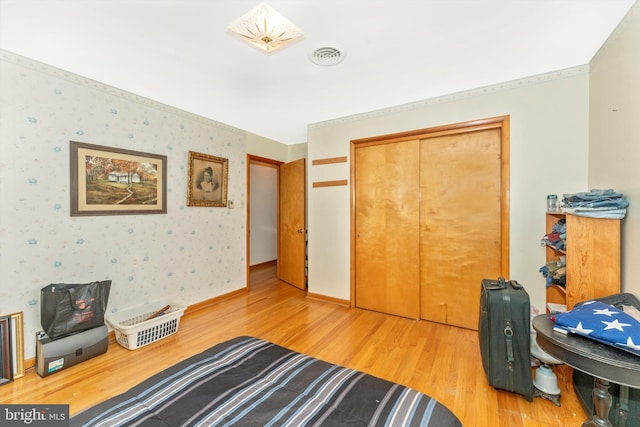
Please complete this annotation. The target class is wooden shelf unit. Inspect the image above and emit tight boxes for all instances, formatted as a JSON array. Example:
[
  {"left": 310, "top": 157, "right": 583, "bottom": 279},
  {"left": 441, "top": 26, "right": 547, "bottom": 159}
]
[{"left": 544, "top": 212, "right": 621, "bottom": 312}]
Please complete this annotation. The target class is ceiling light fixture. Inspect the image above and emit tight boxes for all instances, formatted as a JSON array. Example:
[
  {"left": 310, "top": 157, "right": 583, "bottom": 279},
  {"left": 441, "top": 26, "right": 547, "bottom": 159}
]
[{"left": 228, "top": 2, "right": 304, "bottom": 54}]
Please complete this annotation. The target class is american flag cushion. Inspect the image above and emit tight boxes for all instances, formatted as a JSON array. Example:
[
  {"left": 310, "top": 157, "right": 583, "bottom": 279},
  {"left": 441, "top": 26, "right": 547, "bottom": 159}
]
[{"left": 553, "top": 300, "right": 640, "bottom": 357}]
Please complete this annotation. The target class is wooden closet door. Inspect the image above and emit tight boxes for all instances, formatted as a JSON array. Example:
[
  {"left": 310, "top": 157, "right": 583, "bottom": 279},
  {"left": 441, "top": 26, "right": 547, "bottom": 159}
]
[
  {"left": 420, "top": 128, "right": 502, "bottom": 329},
  {"left": 354, "top": 140, "right": 420, "bottom": 319}
]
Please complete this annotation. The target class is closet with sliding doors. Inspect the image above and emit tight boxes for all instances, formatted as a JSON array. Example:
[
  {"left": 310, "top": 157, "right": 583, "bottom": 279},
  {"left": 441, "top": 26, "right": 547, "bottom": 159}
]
[{"left": 351, "top": 116, "right": 510, "bottom": 330}]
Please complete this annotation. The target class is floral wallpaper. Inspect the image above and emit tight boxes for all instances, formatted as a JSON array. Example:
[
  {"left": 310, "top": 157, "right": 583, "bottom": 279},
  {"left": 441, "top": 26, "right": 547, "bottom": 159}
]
[{"left": 0, "top": 51, "right": 248, "bottom": 359}]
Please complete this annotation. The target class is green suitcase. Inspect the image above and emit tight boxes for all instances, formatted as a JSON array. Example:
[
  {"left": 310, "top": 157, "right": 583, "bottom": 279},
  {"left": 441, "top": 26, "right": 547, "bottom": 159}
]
[{"left": 479, "top": 277, "right": 533, "bottom": 401}]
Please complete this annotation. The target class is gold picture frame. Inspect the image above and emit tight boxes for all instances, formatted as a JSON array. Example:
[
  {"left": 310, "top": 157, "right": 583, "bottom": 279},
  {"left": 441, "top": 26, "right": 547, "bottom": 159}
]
[
  {"left": 187, "top": 151, "right": 228, "bottom": 207},
  {"left": 10, "top": 312, "right": 24, "bottom": 379},
  {"left": 70, "top": 141, "right": 167, "bottom": 216}
]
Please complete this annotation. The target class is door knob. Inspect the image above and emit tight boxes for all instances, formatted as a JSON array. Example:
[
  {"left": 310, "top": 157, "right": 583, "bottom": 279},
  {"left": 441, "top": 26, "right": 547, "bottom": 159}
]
[{"left": 297, "top": 228, "right": 305, "bottom": 234}]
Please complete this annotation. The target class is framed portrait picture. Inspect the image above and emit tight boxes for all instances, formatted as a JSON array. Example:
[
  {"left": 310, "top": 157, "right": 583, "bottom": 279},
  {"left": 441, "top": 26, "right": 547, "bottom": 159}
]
[
  {"left": 187, "top": 151, "right": 228, "bottom": 207},
  {"left": 70, "top": 141, "right": 167, "bottom": 216}
]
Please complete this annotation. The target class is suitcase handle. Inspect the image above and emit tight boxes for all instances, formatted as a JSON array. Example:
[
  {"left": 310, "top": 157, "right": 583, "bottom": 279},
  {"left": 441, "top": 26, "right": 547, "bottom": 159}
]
[
  {"left": 498, "top": 277, "right": 508, "bottom": 289},
  {"left": 510, "top": 280, "right": 523, "bottom": 290},
  {"left": 485, "top": 278, "right": 506, "bottom": 290},
  {"left": 487, "top": 277, "right": 523, "bottom": 291}
]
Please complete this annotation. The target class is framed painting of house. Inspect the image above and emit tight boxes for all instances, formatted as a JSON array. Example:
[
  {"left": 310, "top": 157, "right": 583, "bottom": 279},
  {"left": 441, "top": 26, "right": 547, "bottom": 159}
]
[
  {"left": 70, "top": 141, "right": 167, "bottom": 216},
  {"left": 187, "top": 151, "right": 228, "bottom": 207}
]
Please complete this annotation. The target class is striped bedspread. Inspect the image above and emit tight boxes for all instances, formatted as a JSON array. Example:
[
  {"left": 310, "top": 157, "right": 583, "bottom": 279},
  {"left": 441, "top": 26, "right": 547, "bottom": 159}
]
[{"left": 71, "top": 336, "right": 461, "bottom": 426}]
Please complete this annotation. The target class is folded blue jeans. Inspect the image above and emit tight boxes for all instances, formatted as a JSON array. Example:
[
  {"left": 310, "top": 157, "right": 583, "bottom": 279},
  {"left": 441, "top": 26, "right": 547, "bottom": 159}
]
[{"left": 563, "top": 189, "right": 623, "bottom": 202}]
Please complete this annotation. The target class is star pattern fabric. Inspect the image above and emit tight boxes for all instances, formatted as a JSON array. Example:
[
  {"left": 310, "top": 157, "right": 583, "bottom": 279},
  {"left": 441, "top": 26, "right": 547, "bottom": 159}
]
[{"left": 553, "top": 301, "right": 640, "bottom": 357}]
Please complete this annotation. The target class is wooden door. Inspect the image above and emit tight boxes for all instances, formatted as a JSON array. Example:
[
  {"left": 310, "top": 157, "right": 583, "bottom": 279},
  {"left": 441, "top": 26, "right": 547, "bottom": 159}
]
[
  {"left": 278, "top": 158, "right": 307, "bottom": 289},
  {"left": 420, "top": 128, "right": 503, "bottom": 329},
  {"left": 354, "top": 140, "right": 421, "bottom": 318}
]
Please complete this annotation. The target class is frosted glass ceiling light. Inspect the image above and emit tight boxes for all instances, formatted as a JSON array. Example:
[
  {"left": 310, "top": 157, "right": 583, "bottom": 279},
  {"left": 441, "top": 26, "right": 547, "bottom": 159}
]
[{"left": 228, "top": 2, "right": 304, "bottom": 53}]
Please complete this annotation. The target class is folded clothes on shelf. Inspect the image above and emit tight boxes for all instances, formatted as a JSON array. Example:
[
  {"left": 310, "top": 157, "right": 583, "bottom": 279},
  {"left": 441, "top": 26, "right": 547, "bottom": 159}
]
[
  {"left": 541, "top": 219, "right": 566, "bottom": 250},
  {"left": 561, "top": 189, "right": 629, "bottom": 219},
  {"left": 539, "top": 261, "right": 566, "bottom": 287}
]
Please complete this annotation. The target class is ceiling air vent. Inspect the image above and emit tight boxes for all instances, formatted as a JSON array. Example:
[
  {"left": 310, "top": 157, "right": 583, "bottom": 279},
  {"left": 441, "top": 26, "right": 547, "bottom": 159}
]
[{"left": 309, "top": 45, "right": 345, "bottom": 66}]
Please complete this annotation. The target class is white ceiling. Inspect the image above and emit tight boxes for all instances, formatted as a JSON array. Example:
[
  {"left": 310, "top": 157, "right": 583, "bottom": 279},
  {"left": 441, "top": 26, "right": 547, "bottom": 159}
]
[{"left": 0, "top": 0, "right": 636, "bottom": 145}]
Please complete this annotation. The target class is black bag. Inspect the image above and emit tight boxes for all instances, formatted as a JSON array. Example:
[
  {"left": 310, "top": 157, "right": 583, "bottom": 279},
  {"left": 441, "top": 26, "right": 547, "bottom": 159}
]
[
  {"left": 479, "top": 277, "right": 533, "bottom": 401},
  {"left": 41, "top": 280, "right": 111, "bottom": 339}
]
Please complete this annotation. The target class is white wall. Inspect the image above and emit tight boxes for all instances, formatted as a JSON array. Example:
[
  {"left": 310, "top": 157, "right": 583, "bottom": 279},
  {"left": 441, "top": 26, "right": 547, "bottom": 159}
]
[
  {"left": 249, "top": 163, "right": 278, "bottom": 265},
  {"left": 307, "top": 69, "right": 592, "bottom": 312},
  {"left": 589, "top": 2, "right": 640, "bottom": 296},
  {"left": 246, "top": 132, "right": 289, "bottom": 162},
  {"left": 288, "top": 143, "right": 309, "bottom": 162}
]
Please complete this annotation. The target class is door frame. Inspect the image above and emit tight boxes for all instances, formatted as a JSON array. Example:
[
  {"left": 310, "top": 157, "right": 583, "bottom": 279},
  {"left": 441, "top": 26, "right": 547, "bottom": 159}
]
[
  {"left": 349, "top": 115, "right": 510, "bottom": 308},
  {"left": 246, "top": 154, "right": 283, "bottom": 289}
]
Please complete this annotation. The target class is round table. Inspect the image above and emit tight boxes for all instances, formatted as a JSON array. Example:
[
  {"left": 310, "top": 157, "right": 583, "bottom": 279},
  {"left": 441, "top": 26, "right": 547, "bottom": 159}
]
[{"left": 533, "top": 314, "right": 640, "bottom": 427}]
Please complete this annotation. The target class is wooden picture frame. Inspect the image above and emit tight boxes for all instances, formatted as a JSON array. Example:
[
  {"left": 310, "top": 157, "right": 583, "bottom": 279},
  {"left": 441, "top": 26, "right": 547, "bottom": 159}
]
[
  {"left": 187, "top": 151, "right": 228, "bottom": 207},
  {"left": 10, "top": 313, "right": 24, "bottom": 379},
  {"left": 70, "top": 141, "right": 167, "bottom": 216},
  {"left": 0, "top": 316, "right": 12, "bottom": 386}
]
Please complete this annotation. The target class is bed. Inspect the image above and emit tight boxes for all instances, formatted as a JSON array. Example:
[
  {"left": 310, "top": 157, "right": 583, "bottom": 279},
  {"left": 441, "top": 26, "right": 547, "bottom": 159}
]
[{"left": 71, "top": 336, "right": 461, "bottom": 426}]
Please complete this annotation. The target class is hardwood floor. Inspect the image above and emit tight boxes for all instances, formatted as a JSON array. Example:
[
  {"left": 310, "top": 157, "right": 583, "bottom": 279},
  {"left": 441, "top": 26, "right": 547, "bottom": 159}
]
[{"left": 1, "top": 262, "right": 589, "bottom": 426}]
